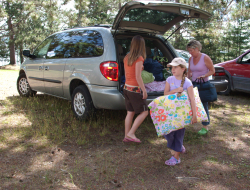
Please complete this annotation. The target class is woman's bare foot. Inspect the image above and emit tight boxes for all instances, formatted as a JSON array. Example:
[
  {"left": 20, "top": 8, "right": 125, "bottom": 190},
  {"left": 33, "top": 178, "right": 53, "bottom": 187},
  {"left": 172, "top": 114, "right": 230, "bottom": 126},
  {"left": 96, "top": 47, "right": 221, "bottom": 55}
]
[{"left": 126, "top": 132, "right": 138, "bottom": 139}]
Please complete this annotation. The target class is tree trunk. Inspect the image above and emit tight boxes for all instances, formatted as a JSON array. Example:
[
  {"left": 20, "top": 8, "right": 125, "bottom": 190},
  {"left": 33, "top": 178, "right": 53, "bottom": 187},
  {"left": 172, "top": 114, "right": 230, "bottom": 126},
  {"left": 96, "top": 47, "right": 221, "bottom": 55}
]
[
  {"left": 119, "top": 0, "right": 121, "bottom": 9},
  {"left": 20, "top": 44, "right": 24, "bottom": 64},
  {"left": 77, "top": 1, "right": 82, "bottom": 27},
  {"left": 7, "top": 15, "right": 16, "bottom": 65}
]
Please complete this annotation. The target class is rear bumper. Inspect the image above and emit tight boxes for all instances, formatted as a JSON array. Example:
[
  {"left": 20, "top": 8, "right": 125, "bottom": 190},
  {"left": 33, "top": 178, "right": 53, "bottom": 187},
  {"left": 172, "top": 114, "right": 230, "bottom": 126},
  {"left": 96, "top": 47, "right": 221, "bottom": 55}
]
[
  {"left": 210, "top": 79, "right": 228, "bottom": 92},
  {"left": 87, "top": 84, "right": 126, "bottom": 110},
  {"left": 87, "top": 84, "right": 157, "bottom": 110}
]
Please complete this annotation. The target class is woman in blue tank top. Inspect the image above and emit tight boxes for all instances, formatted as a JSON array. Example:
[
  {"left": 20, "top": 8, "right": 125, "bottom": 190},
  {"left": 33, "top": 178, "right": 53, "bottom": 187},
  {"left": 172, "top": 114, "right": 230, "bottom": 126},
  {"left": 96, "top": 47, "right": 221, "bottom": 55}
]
[{"left": 186, "top": 40, "right": 215, "bottom": 134}]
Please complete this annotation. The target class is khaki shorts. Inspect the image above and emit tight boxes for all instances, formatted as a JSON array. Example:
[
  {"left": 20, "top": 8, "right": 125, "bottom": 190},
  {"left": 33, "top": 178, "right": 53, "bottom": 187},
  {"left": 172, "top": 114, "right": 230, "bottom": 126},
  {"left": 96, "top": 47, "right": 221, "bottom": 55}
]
[{"left": 123, "top": 87, "right": 148, "bottom": 114}]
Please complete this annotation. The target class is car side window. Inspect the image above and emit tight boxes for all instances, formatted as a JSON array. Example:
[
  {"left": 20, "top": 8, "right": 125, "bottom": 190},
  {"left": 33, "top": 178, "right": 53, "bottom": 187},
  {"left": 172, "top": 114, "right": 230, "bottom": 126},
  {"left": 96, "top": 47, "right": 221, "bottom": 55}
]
[
  {"left": 241, "top": 52, "right": 250, "bottom": 64},
  {"left": 33, "top": 36, "right": 54, "bottom": 58},
  {"left": 47, "top": 33, "right": 67, "bottom": 59},
  {"left": 46, "top": 30, "right": 104, "bottom": 59}
]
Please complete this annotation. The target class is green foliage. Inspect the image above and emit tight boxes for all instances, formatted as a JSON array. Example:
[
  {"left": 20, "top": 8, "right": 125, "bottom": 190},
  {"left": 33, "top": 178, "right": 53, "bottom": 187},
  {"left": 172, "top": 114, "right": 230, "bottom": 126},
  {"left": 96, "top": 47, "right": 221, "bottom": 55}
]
[
  {"left": 0, "top": 0, "right": 64, "bottom": 62},
  {"left": 167, "top": 0, "right": 250, "bottom": 63},
  {"left": 0, "top": 38, "right": 9, "bottom": 58},
  {"left": 220, "top": 1, "right": 250, "bottom": 60}
]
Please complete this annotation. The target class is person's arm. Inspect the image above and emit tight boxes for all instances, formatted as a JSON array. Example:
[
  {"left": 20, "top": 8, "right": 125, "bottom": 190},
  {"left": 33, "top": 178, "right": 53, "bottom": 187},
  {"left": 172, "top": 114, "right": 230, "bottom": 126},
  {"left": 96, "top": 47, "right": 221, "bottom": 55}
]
[
  {"left": 135, "top": 61, "right": 147, "bottom": 99},
  {"left": 164, "top": 81, "right": 183, "bottom": 95},
  {"left": 197, "top": 55, "right": 215, "bottom": 79},
  {"left": 187, "top": 57, "right": 192, "bottom": 79},
  {"left": 187, "top": 85, "right": 197, "bottom": 124}
]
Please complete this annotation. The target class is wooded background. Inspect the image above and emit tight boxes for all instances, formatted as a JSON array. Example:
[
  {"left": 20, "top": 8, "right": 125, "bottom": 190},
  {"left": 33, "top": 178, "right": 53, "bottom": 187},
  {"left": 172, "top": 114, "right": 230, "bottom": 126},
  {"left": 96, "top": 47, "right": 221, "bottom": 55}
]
[{"left": 1, "top": 0, "right": 250, "bottom": 65}]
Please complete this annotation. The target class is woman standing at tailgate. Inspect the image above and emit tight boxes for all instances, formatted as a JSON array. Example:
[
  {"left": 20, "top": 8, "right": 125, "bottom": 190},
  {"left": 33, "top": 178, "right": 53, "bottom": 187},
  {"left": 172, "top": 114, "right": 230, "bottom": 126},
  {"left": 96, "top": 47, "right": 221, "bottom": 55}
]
[{"left": 123, "top": 35, "right": 148, "bottom": 143}]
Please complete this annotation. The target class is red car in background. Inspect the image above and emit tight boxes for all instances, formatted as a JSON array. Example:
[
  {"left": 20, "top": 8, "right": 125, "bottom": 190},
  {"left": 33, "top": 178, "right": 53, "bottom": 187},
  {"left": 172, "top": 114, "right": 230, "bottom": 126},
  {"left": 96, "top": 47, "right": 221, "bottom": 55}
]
[{"left": 215, "top": 49, "right": 250, "bottom": 95}]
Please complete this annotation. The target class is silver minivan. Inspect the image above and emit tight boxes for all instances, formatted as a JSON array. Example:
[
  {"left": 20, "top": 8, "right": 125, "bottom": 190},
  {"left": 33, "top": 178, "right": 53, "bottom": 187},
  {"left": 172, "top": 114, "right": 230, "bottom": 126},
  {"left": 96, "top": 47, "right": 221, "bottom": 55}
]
[{"left": 17, "top": 1, "right": 214, "bottom": 120}]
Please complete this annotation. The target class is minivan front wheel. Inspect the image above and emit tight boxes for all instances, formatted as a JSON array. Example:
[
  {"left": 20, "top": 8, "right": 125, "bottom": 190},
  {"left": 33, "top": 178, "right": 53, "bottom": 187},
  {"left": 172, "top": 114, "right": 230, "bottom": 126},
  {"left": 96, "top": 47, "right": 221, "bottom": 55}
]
[
  {"left": 17, "top": 73, "right": 37, "bottom": 97},
  {"left": 71, "top": 85, "right": 94, "bottom": 120}
]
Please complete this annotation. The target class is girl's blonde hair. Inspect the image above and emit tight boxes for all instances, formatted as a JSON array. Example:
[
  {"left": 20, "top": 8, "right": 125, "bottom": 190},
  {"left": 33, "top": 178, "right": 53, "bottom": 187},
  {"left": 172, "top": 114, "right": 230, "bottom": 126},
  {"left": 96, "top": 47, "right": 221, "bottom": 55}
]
[
  {"left": 127, "top": 35, "right": 146, "bottom": 66},
  {"left": 177, "top": 64, "right": 187, "bottom": 97}
]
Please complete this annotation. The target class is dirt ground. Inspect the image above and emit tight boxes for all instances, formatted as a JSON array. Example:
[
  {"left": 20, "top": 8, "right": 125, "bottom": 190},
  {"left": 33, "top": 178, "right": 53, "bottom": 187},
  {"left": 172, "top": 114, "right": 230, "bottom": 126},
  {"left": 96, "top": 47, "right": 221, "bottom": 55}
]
[{"left": 0, "top": 67, "right": 249, "bottom": 190}]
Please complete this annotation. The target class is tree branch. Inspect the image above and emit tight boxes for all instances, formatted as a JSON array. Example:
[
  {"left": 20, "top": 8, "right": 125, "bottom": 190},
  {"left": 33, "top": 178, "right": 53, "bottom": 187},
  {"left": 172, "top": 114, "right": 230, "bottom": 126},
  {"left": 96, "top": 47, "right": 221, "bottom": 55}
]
[{"left": 12, "top": 11, "right": 32, "bottom": 28}]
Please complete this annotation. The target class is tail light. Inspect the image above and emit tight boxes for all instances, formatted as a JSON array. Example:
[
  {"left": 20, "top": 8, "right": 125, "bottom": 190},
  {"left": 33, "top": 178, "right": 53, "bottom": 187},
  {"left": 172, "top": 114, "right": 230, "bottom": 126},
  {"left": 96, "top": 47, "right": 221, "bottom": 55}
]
[
  {"left": 100, "top": 61, "right": 119, "bottom": 81},
  {"left": 213, "top": 72, "right": 226, "bottom": 76}
]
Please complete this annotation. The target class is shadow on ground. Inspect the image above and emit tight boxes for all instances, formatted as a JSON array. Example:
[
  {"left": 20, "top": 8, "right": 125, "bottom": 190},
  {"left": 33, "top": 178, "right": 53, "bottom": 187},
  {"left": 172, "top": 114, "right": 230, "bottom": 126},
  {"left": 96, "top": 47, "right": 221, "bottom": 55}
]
[{"left": 0, "top": 92, "right": 249, "bottom": 189}]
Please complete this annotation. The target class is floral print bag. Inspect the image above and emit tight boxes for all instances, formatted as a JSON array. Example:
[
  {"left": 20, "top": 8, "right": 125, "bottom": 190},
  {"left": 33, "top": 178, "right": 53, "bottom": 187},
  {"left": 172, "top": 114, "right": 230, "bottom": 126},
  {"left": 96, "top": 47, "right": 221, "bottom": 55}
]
[{"left": 148, "top": 87, "right": 208, "bottom": 137}]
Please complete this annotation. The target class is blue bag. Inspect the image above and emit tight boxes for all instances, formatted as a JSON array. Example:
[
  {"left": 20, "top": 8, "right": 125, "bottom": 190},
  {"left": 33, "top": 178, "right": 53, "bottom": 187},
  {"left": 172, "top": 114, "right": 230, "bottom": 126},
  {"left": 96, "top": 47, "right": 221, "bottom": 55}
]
[
  {"left": 143, "top": 58, "right": 164, "bottom": 81},
  {"left": 192, "top": 78, "right": 217, "bottom": 102}
]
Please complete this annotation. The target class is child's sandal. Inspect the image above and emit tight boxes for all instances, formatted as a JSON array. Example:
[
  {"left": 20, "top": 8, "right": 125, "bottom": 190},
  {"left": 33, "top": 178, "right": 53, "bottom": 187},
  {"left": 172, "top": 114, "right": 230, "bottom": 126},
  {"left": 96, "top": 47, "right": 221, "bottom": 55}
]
[
  {"left": 165, "top": 156, "right": 181, "bottom": 166},
  {"left": 181, "top": 145, "right": 186, "bottom": 154}
]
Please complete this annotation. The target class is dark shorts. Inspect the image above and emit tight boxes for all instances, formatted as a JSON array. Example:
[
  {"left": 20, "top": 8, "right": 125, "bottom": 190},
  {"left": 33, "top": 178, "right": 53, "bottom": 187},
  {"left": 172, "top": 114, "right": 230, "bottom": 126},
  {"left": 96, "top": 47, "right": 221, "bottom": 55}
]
[
  {"left": 123, "top": 88, "right": 148, "bottom": 114},
  {"left": 163, "top": 128, "right": 186, "bottom": 152}
]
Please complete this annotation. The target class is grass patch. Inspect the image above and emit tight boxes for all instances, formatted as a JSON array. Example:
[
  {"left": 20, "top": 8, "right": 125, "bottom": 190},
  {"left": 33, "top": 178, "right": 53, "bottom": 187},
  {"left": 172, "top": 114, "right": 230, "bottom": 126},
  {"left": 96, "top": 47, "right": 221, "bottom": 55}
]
[
  {"left": 209, "top": 102, "right": 226, "bottom": 109},
  {"left": 206, "top": 156, "right": 218, "bottom": 163},
  {"left": 1, "top": 95, "right": 131, "bottom": 146},
  {"left": 184, "top": 128, "right": 202, "bottom": 145},
  {"left": 1, "top": 71, "right": 250, "bottom": 189}
]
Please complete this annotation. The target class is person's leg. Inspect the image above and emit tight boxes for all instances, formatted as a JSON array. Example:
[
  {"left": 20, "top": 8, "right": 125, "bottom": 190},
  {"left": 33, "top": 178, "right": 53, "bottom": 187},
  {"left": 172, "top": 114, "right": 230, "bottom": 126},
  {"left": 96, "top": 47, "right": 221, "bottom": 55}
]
[
  {"left": 125, "top": 111, "right": 135, "bottom": 138},
  {"left": 202, "top": 101, "right": 210, "bottom": 130},
  {"left": 164, "top": 130, "right": 184, "bottom": 165},
  {"left": 174, "top": 152, "right": 181, "bottom": 160},
  {"left": 164, "top": 132, "right": 175, "bottom": 150},
  {"left": 126, "top": 110, "right": 148, "bottom": 139},
  {"left": 172, "top": 128, "right": 185, "bottom": 160}
]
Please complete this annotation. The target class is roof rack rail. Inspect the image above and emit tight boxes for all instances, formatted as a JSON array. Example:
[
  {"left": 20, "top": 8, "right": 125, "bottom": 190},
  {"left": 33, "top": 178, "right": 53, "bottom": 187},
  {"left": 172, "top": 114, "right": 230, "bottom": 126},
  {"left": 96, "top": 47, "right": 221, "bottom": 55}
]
[
  {"left": 63, "top": 24, "right": 111, "bottom": 31},
  {"left": 90, "top": 24, "right": 112, "bottom": 28}
]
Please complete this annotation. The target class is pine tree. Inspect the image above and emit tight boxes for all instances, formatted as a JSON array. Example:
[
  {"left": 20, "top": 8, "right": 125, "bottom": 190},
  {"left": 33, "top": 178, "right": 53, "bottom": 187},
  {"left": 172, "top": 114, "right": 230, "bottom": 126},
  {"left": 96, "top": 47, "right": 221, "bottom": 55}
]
[{"left": 0, "top": 0, "right": 63, "bottom": 64}]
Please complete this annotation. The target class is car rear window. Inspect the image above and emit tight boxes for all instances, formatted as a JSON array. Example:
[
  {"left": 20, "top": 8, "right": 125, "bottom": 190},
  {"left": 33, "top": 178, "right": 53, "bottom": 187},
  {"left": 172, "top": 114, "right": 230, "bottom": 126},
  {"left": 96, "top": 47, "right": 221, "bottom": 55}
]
[
  {"left": 123, "top": 8, "right": 179, "bottom": 26},
  {"left": 47, "top": 30, "right": 104, "bottom": 59}
]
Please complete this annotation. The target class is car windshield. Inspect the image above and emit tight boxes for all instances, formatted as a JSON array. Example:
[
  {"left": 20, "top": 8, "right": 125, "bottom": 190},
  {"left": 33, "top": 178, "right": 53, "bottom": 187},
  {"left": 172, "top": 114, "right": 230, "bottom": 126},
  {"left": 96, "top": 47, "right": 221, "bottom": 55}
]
[
  {"left": 176, "top": 49, "right": 190, "bottom": 63},
  {"left": 123, "top": 8, "right": 179, "bottom": 26}
]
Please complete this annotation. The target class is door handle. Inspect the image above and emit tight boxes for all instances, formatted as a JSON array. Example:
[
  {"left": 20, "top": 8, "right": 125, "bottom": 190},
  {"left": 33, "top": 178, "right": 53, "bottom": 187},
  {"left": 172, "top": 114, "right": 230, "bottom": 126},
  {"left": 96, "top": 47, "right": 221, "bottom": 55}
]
[
  {"left": 44, "top": 66, "right": 49, "bottom": 71},
  {"left": 39, "top": 66, "right": 43, "bottom": 70}
]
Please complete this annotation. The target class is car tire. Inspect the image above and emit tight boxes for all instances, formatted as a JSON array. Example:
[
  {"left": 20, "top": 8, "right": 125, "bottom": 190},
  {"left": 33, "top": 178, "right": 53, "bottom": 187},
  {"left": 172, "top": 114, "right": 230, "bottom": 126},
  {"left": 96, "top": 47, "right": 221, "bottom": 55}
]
[
  {"left": 71, "top": 85, "right": 95, "bottom": 120},
  {"left": 218, "top": 76, "right": 231, "bottom": 95},
  {"left": 17, "top": 73, "right": 37, "bottom": 97}
]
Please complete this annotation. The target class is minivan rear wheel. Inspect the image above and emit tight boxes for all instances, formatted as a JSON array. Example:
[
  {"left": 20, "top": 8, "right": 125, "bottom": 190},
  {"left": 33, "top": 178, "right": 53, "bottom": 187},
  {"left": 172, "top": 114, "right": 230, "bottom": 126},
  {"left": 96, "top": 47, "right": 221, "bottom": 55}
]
[
  {"left": 17, "top": 73, "right": 37, "bottom": 97},
  {"left": 71, "top": 85, "right": 94, "bottom": 120},
  {"left": 218, "top": 76, "right": 231, "bottom": 95}
]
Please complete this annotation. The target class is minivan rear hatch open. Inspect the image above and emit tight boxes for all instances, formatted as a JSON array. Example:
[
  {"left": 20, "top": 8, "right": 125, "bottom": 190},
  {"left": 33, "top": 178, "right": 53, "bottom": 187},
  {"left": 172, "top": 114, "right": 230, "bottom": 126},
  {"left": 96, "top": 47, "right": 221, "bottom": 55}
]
[{"left": 112, "top": 1, "right": 211, "bottom": 36}]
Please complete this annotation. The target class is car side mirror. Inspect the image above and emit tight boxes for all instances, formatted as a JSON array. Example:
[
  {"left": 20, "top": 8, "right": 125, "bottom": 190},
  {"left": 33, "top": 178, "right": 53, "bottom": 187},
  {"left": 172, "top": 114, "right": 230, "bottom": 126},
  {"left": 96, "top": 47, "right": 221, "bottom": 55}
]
[
  {"left": 23, "top": 50, "right": 31, "bottom": 57},
  {"left": 23, "top": 50, "right": 36, "bottom": 59},
  {"left": 236, "top": 57, "right": 242, "bottom": 63}
]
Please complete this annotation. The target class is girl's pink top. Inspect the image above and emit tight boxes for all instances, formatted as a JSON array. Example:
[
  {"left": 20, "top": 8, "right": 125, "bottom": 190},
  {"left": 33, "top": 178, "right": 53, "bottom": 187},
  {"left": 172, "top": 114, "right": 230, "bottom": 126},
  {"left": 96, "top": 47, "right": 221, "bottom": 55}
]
[{"left": 190, "top": 53, "right": 209, "bottom": 82}]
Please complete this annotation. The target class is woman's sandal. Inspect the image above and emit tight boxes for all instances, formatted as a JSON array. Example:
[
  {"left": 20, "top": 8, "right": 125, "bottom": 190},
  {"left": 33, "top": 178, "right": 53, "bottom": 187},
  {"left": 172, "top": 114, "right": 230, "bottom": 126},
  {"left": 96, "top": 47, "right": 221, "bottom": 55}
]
[
  {"left": 124, "top": 137, "right": 141, "bottom": 143},
  {"left": 198, "top": 127, "right": 208, "bottom": 135},
  {"left": 165, "top": 156, "right": 181, "bottom": 166}
]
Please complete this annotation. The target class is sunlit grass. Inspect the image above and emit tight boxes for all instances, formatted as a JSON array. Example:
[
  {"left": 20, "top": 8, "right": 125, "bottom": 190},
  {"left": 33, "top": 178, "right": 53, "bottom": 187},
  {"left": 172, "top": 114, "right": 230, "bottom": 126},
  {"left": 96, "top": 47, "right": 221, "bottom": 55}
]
[
  {"left": 1, "top": 92, "right": 249, "bottom": 148},
  {"left": 1, "top": 94, "right": 131, "bottom": 147}
]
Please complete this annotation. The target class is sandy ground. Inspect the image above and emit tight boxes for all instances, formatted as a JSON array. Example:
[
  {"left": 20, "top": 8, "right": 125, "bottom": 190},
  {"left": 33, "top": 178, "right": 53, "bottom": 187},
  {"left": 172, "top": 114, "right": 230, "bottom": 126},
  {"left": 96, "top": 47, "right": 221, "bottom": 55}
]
[{"left": 0, "top": 65, "right": 19, "bottom": 100}]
